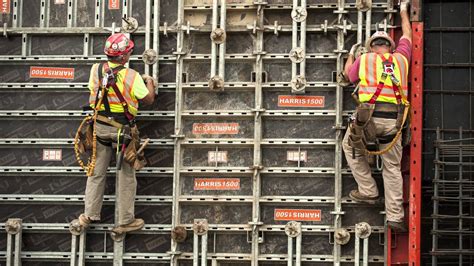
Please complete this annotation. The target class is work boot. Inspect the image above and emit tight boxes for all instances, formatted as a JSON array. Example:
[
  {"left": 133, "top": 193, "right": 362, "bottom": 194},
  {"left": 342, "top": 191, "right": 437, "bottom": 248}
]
[
  {"left": 78, "top": 214, "right": 91, "bottom": 228},
  {"left": 387, "top": 221, "right": 407, "bottom": 233},
  {"left": 349, "top": 190, "right": 378, "bottom": 204},
  {"left": 112, "top": 218, "right": 145, "bottom": 234}
]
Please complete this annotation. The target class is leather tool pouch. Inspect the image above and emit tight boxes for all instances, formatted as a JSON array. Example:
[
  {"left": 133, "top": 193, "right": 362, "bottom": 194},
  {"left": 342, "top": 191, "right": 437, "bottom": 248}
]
[
  {"left": 349, "top": 103, "right": 377, "bottom": 152},
  {"left": 78, "top": 120, "right": 94, "bottom": 154},
  {"left": 124, "top": 126, "right": 147, "bottom": 170}
]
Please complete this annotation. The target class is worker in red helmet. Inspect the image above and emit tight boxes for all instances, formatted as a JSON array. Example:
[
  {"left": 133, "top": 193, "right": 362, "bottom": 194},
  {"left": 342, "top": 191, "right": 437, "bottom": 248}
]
[
  {"left": 78, "top": 33, "right": 156, "bottom": 233},
  {"left": 342, "top": 1, "right": 412, "bottom": 233}
]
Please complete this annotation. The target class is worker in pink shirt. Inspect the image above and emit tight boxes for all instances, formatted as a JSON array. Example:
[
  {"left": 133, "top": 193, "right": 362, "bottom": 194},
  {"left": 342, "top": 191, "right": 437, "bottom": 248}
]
[{"left": 343, "top": 1, "right": 411, "bottom": 232}]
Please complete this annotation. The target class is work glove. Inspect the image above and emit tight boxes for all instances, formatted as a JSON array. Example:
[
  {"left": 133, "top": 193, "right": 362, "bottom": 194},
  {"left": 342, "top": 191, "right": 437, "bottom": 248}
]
[
  {"left": 349, "top": 42, "right": 362, "bottom": 56},
  {"left": 142, "top": 74, "right": 158, "bottom": 89},
  {"left": 400, "top": 0, "right": 409, "bottom": 12}
]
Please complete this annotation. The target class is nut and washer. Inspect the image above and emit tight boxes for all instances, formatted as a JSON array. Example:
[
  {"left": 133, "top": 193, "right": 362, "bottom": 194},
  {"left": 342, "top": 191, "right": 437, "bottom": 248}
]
[
  {"left": 171, "top": 226, "right": 188, "bottom": 242},
  {"left": 121, "top": 17, "right": 139, "bottom": 33},
  {"left": 193, "top": 219, "right": 209, "bottom": 236},
  {"left": 142, "top": 49, "right": 158, "bottom": 65},
  {"left": 210, "top": 28, "right": 226, "bottom": 44},
  {"left": 289, "top": 47, "right": 305, "bottom": 63},
  {"left": 356, "top": 0, "right": 372, "bottom": 12},
  {"left": 291, "top": 7, "right": 307, "bottom": 22},
  {"left": 291, "top": 75, "right": 307, "bottom": 94},
  {"left": 69, "top": 219, "right": 84, "bottom": 236},
  {"left": 284, "top": 221, "right": 302, "bottom": 238},
  {"left": 5, "top": 218, "right": 22, "bottom": 235},
  {"left": 334, "top": 228, "right": 351, "bottom": 245},
  {"left": 355, "top": 222, "right": 372, "bottom": 239},
  {"left": 209, "top": 75, "right": 225, "bottom": 91}
]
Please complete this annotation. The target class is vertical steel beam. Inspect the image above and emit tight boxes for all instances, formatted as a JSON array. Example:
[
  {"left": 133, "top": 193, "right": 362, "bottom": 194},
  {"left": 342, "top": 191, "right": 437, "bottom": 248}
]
[
  {"left": 78, "top": 233, "right": 86, "bottom": 266},
  {"left": 6, "top": 233, "right": 12, "bottom": 266},
  {"left": 145, "top": 0, "right": 151, "bottom": 75},
  {"left": 67, "top": 0, "right": 74, "bottom": 27},
  {"left": 251, "top": 1, "right": 265, "bottom": 265},
  {"left": 171, "top": 0, "right": 185, "bottom": 264},
  {"left": 95, "top": 0, "right": 101, "bottom": 28},
  {"left": 362, "top": 238, "right": 369, "bottom": 266},
  {"left": 365, "top": 9, "right": 371, "bottom": 39},
  {"left": 409, "top": 21, "right": 423, "bottom": 266},
  {"left": 113, "top": 167, "right": 124, "bottom": 266},
  {"left": 291, "top": 0, "right": 298, "bottom": 79},
  {"left": 12, "top": 0, "right": 19, "bottom": 27},
  {"left": 201, "top": 232, "right": 208, "bottom": 266},
  {"left": 70, "top": 234, "right": 78, "bottom": 266},
  {"left": 210, "top": 0, "right": 218, "bottom": 77},
  {"left": 287, "top": 236, "right": 293, "bottom": 266},
  {"left": 333, "top": 0, "right": 346, "bottom": 265},
  {"left": 193, "top": 233, "right": 199, "bottom": 266},
  {"left": 40, "top": 0, "right": 47, "bottom": 28},
  {"left": 152, "top": 0, "right": 160, "bottom": 80},
  {"left": 299, "top": 0, "right": 306, "bottom": 77},
  {"left": 218, "top": 0, "right": 226, "bottom": 79},
  {"left": 432, "top": 128, "right": 440, "bottom": 266},
  {"left": 354, "top": 233, "right": 360, "bottom": 266},
  {"left": 295, "top": 233, "right": 302, "bottom": 265}
]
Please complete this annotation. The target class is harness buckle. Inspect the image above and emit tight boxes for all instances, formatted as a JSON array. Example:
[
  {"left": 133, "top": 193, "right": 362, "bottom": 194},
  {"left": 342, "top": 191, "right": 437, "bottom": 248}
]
[
  {"left": 101, "top": 73, "right": 109, "bottom": 88},
  {"left": 382, "top": 61, "right": 395, "bottom": 74}
]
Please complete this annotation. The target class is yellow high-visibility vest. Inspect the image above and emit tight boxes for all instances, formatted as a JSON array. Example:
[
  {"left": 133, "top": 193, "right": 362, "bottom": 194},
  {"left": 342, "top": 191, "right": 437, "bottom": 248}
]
[
  {"left": 88, "top": 62, "right": 139, "bottom": 116},
  {"left": 358, "top": 52, "right": 409, "bottom": 104}
]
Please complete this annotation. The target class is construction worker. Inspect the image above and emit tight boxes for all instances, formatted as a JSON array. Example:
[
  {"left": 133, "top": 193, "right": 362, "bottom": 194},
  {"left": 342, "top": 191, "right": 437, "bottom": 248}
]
[
  {"left": 342, "top": 2, "right": 411, "bottom": 232},
  {"left": 78, "top": 33, "right": 156, "bottom": 233}
]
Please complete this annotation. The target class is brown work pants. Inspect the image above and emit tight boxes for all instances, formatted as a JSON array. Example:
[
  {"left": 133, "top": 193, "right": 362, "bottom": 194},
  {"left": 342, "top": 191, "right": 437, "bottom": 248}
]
[
  {"left": 343, "top": 117, "right": 404, "bottom": 222},
  {"left": 84, "top": 123, "right": 137, "bottom": 225}
]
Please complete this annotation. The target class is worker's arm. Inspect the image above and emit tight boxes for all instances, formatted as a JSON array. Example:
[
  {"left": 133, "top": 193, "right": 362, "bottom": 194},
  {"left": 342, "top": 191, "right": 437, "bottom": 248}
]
[
  {"left": 344, "top": 54, "right": 355, "bottom": 78},
  {"left": 400, "top": 1, "right": 412, "bottom": 42},
  {"left": 141, "top": 78, "right": 156, "bottom": 105},
  {"left": 344, "top": 42, "right": 361, "bottom": 80}
]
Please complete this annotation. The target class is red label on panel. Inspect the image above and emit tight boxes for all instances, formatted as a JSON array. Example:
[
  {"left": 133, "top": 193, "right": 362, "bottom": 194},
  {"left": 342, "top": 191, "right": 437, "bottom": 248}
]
[
  {"left": 1, "top": 0, "right": 10, "bottom": 14},
  {"left": 278, "top": 95, "right": 325, "bottom": 107},
  {"left": 192, "top": 123, "right": 239, "bottom": 135},
  {"left": 30, "top": 67, "right": 75, "bottom": 79},
  {"left": 108, "top": 0, "right": 120, "bottom": 9},
  {"left": 194, "top": 178, "right": 240, "bottom": 190},
  {"left": 274, "top": 209, "right": 322, "bottom": 221}
]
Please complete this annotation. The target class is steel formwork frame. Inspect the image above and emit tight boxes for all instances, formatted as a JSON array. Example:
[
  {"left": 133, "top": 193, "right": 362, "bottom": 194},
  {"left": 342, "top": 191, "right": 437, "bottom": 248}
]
[{"left": 0, "top": 0, "right": 425, "bottom": 265}]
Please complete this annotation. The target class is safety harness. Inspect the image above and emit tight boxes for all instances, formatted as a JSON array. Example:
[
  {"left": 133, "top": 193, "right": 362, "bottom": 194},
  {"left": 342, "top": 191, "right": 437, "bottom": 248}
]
[
  {"left": 349, "top": 54, "right": 410, "bottom": 156},
  {"left": 74, "top": 62, "right": 137, "bottom": 176}
]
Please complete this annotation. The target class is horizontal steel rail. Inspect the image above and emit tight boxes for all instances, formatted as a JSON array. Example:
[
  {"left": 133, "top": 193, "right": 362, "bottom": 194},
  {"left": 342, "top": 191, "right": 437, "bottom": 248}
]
[{"left": 0, "top": 194, "right": 172, "bottom": 205}]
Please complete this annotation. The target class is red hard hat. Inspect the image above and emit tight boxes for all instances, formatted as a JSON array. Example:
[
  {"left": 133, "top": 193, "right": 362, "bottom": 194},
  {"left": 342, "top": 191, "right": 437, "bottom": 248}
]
[{"left": 104, "top": 33, "right": 134, "bottom": 56}]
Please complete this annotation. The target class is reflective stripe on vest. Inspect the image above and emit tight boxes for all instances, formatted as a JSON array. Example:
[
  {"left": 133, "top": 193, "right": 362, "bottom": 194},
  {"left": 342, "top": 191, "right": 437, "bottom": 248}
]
[
  {"left": 88, "top": 63, "right": 139, "bottom": 116},
  {"left": 358, "top": 52, "right": 409, "bottom": 104}
]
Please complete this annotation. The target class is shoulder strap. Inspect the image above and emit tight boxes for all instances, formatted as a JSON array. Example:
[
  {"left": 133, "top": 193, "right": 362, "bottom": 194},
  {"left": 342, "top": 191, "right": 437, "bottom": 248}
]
[{"left": 94, "top": 63, "right": 111, "bottom": 113}]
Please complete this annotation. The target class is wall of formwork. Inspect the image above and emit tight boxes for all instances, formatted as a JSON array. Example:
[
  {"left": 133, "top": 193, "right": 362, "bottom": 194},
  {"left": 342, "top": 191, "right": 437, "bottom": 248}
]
[{"left": 0, "top": 0, "right": 422, "bottom": 265}]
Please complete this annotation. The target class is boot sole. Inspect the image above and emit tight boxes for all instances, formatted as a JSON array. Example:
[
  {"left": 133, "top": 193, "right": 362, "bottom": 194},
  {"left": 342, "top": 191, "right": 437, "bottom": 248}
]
[
  {"left": 112, "top": 223, "right": 145, "bottom": 234},
  {"left": 349, "top": 194, "right": 378, "bottom": 205}
]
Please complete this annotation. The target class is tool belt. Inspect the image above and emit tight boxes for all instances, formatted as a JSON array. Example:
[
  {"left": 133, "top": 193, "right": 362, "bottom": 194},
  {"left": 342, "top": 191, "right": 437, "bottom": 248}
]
[
  {"left": 348, "top": 54, "right": 410, "bottom": 156},
  {"left": 93, "top": 114, "right": 147, "bottom": 170}
]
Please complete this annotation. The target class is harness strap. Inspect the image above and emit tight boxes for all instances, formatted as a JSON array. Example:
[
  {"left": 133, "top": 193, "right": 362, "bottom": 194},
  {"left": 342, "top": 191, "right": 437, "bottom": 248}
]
[
  {"left": 102, "top": 63, "right": 135, "bottom": 123},
  {"left": 367, "top": 54, "right": 406, "bottom": 105},
  {"left": 96, "top": 115, "right": 124, "bottom": 129}
]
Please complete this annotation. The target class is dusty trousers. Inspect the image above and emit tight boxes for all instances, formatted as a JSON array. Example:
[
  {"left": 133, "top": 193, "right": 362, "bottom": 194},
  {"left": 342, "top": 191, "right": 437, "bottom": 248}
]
[
  {"left": 343, "top": 117, "right": 404, "bottom": 222},
  {"left": 84, "top": 122, "right": 137, "bottom": 225}
]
